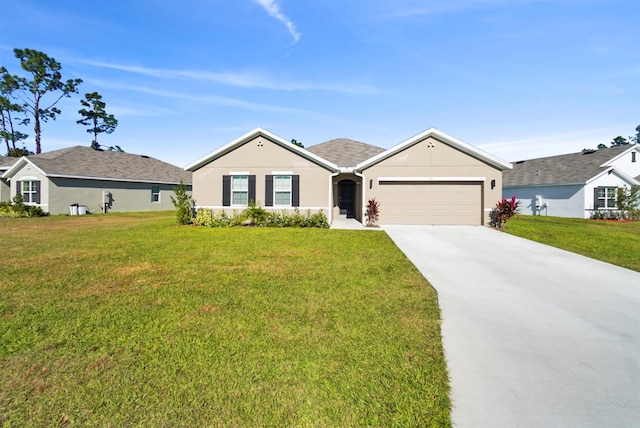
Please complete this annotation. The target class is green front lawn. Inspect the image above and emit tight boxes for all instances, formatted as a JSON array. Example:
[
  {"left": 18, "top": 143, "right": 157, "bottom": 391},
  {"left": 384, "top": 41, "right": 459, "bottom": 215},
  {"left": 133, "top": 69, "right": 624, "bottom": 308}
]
[
  {"left": 505, "top": 215, "right": 640, "bottom": 272},
  {"left": 0, "top": 213, "right": 450, "bottom": 426}
]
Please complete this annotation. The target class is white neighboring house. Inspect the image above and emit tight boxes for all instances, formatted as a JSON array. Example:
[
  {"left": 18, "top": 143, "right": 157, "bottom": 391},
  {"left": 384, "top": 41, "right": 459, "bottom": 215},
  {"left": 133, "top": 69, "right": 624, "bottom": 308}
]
[
  {"left": 503, "top": 145, "right": 640, "bottom": 218},
  {"left": 2, "top": 146, "right": 192, "bottom": 215}
]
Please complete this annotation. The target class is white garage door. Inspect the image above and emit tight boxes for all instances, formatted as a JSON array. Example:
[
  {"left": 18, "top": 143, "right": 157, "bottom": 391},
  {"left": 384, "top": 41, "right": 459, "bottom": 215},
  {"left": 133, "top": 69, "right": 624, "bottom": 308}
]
[{"left": 377, "top": 182, "right": 482, "bottom": 225}]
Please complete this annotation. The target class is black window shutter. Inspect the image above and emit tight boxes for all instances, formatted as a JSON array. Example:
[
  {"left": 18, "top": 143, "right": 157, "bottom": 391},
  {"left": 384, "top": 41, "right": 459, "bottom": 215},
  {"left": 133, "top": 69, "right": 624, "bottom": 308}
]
[
  {"left": 15, "top": 180, "right": 21, "bottom": 197},
  {"left": 248, "top": 175, "right": 256, "bottom": 203},
  {"left": 593, "top": 187, "right": 599, "bottom": 209},
  {"left": 265, "top": 175, "right": 274, "bottom": 206},
  {"left": 35, "top": 181, "right": 41, "bottom": 204},
  {"left": 222, "top": 175, "right": 231, "bottom": 206},
  {"left": 292, "top": 175, "right": 300, "bottom": 207}
]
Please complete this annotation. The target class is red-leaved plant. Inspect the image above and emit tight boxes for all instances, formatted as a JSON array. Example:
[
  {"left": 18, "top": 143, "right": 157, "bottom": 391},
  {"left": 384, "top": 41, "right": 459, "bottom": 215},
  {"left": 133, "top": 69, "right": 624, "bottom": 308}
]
[
  {"left": 365, "top": 198, "right": 380, "bottom": 226},
  {"left": 491, "top": 195, "right": 520, "bottom": 228}
]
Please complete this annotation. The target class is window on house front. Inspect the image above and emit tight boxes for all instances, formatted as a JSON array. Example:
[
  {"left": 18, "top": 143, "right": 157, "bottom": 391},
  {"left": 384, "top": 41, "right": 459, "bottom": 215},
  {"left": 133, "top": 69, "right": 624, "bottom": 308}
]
[
  {"left": 232, "top": 175, "right": 249, "bottom": 205},
  {"left": 151, "top": 186, "right": 160, "bottom": 203},
  {"left": 273, "top": 175, "right": 292, "bottom": 206},
  {"left": 595, "top": 187, "right": 617, "bottom": 209},
  {"left": 21, "top": 180, "right": 39, "bottom": 204}
]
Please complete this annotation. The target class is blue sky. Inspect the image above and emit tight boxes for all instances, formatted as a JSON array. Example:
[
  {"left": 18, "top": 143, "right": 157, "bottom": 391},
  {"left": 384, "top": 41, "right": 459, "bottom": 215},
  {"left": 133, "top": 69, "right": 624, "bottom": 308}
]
[{"left": 1, "top": 0, "right": 638, "bottom": 166}]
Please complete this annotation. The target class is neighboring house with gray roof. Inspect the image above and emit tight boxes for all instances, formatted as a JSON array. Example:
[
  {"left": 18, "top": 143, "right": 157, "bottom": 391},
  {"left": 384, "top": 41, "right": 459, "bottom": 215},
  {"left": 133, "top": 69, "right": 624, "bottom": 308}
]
[
  {"left": 187, "top": 127, "right": 511, "bottom": 225},
  {"left": 0, "top": 156, "right": 19, "bottom": 203},
  {"left": 1, "top": 146, "right": 191, "bottom": 214},
  {"left": 503, "top": 145, "right": 640, "bottom": 218}
]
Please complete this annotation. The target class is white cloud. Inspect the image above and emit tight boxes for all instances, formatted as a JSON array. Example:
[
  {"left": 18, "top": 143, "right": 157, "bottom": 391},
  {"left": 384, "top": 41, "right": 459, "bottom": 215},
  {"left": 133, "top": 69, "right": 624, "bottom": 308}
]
[
  {"left": 77, "top": 59, "right": 379, "bottom": 94},
  {"left": 253, "top": 0, "right": 301, "bottom": 42}
]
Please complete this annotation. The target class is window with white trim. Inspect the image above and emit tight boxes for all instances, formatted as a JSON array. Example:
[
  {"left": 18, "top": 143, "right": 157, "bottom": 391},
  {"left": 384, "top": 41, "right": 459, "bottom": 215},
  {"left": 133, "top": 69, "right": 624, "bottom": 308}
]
[
  {"left": 232, "top": 175, "right": 249, "bottom": 205},
  {"left": 22, "top": 180, "right": 39, "bottom": 203},
  {"left": 596, "top": 187, "right": 617, "bottom": 209},
  {"left": 151, "top": 186, "right": 160, "bottom": 203},
  {"left": 273, "top": 175, "right": 292, "bottom": 206}
]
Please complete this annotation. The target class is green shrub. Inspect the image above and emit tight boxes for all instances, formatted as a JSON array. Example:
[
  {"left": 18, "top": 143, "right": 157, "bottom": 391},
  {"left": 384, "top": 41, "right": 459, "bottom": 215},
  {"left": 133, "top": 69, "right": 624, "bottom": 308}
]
[
  {"left": 194, "top": 206, "right": 329, "bottom": 228},
  {"left": 170, "top": 181, "right": 195, "bottom": 225},
  {"left": 0, "top": 193, "right": 47, "bottom": 218}
]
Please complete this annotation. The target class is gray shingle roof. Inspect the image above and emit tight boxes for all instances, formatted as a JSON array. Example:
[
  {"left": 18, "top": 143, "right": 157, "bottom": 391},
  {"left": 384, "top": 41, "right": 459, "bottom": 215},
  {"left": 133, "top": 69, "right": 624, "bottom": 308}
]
[
  {"left": 0, "top": 156, "right": 18, "bottom": 170},
  {"left": 306, "top": 138, "right": 385, "bottom": 168},
  {"left": 503, "top": 146, "right": 632, "bottom": 186},
  {"left": 22, "top": 146, "right": 191, "bottom": 184}
]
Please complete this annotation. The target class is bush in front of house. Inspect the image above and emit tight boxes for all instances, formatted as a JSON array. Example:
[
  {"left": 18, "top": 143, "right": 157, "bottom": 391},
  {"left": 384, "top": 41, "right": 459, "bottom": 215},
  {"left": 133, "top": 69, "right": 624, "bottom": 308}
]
[
  {"left": 490, "top": 195, "right": 520, "bottom": 228},
  {"left": 0, "top": 194, "right": 47, "bottom": 218},
  {"left": 171, "top": 181, "right": 195, "bottom": 225},
  {"left": 194, "top": 205, "right": 329, "bottom": 228}
]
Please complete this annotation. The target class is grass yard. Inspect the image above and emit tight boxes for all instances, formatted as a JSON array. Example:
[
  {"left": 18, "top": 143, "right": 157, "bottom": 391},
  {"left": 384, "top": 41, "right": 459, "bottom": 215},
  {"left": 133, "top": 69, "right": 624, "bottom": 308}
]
[
  {"left": 0, "top": 212, "right": 450, "bottom": 426},
  {"left": 505, "top": 215, "right": 640, "bottom": 272}
]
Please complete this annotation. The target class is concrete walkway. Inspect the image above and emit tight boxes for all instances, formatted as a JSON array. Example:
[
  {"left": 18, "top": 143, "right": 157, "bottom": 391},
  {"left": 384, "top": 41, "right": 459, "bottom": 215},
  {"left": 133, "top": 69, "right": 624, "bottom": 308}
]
[
  {"left": 330, "top": 216, "right": 377, "bottom": 230},
  {"left": 383, "top": 225, "right": 640, "bottom": 427}
]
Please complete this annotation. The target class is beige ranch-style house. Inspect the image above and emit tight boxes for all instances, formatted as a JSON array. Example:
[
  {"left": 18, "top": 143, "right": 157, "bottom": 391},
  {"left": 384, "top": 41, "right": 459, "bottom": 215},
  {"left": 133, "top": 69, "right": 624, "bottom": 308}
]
[{"left": 186, "top": 128, "right": 512, "bottom": 226}]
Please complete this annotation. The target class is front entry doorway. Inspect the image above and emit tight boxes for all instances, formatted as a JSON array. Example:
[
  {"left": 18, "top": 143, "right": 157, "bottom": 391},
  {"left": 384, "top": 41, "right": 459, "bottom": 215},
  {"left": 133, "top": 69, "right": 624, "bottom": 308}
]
[{"left": 338, "top": 179, "right": 356, "bottom": 218}]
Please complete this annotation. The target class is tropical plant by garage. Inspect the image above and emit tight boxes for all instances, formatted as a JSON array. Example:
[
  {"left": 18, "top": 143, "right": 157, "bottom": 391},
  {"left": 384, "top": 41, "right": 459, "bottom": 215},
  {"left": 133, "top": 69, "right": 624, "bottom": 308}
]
[
  {"left": 490, "top": 195, "right": 520, "bottom": 228},
  {"left": 365, "top": 198, "right": 380, "bottom": 227}
]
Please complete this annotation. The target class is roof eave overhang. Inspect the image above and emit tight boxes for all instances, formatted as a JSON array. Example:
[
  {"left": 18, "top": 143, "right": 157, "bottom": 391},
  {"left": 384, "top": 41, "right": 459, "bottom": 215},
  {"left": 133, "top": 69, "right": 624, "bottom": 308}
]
[
  {"left": 503, "top": 182, "right": 585, "bottom": 188},
  {"left": 1, "top": 157, "right": 45, "bottom": 179},
  {"left": 355, "top": 128, "right": 513, "bottom": 171},
  {"left": 45, "top": 174, "right": 192, "bottom": 185},
  {"left": 586, "top": 167, "right": 640, "bottom": 186},
  {"left": 185, "top": 127, "right": 339, "bottom": 173}
]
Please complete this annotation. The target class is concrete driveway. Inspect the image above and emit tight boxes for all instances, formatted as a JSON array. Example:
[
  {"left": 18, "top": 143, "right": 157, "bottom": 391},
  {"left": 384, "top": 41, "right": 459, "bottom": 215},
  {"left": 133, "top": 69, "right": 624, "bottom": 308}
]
[{"left": 383, "top": 225, "right": 640, "bottom": 427}]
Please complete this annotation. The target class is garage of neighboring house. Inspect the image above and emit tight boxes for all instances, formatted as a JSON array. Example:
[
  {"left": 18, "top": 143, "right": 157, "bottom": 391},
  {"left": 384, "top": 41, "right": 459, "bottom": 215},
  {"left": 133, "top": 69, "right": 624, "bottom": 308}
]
[{"left": 375, "top": 180, "right": 483, "bottom": 225}]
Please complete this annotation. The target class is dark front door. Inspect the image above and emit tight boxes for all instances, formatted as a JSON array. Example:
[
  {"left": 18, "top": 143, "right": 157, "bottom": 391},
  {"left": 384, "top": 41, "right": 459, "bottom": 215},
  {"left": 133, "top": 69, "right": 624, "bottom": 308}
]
[{"left": 339, "top": 180, "right": 356, "bottom": 218}]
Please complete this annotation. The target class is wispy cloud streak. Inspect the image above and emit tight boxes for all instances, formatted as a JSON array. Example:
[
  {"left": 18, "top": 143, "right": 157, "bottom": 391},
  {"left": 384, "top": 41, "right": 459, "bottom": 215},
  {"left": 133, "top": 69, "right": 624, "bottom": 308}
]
[
  {"left": 253, "top": 0, "right": 301, "bottom": 42},
  {"left": 77, "top": 59, "right": 379, "bottom": 94}
]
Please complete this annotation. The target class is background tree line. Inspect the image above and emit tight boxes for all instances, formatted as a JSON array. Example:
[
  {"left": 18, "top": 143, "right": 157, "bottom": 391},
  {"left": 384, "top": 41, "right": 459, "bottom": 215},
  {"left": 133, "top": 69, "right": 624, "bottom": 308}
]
[
  {"left": 0, "top": 48, "right": 118, "bottom": 157},
  {"left": 583, "top": 124, "right": 640, "bottom": 152}
]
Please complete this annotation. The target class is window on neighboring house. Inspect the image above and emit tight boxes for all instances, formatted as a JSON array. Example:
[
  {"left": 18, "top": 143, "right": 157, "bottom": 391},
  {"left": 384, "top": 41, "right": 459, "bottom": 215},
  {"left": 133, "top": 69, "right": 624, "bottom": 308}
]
[
  {"left": 273, "top": 175, "right": 292, "bottom": 206},
  {"left": 21, "top": 180, "right": 40, "bottom": 204},
  {"left": 595, "top": 186, "right": 617, "bottom": 209},
  {"left": 232, "top": 175, "right": 249, "bottom": 205},
  {"left": 151, "top": 186, "right": 160, "bottom": 203}
]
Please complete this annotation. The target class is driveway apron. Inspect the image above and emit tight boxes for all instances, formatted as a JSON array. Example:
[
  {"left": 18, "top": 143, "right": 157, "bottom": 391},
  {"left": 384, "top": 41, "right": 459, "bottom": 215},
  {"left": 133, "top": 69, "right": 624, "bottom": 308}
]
[{"left": 383, "top": 225, "right": 640, "bottom": 427}]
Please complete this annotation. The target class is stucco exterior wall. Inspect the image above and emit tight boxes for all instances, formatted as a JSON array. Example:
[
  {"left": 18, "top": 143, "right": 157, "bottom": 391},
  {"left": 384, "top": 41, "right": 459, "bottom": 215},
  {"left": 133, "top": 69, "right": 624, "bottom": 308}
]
[
  {"left": 360, "top": 136, "right": 503, "bottom": 225},
  {"left": 192, "top": 135, "right": 333, "bottom": 216},
  {"left": 503, "top": 184, "right": 584, "bottom": 218},
  {"left": 9, "top": 166, "right": 50, "bottom": 211},
  {"left": 506, "top": 171, "right": 638, "bottom": 219},
  {"left": 9, "top": 163, "right": 190, "bottom": 214},
  {"left": 0, "top": 178, "right": 10, "bottom": 203},
  {"left": 48, "top": 178, "right": 188, "bottom": 214},
  {"left": 608, "top": 147, "right": 640, "bottom": 178}
]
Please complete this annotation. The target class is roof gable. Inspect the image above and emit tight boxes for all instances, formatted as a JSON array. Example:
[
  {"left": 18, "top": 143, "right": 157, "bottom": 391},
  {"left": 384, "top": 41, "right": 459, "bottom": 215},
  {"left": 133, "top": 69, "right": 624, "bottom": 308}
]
[
  {"left": 306, "top": 138, "right": 385, "bottom": 168},
  {"left": 2, "top": 146, "right": 191, "bottom": 184},
  {"left": 503, "top": 145, "right": 634, "bottom": 187},
  {"left": 185, "top": 128, "right": 338, "bottom": 172},
  {"left": 355, "top": 128, "right": 512, "bottom": 171}
]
